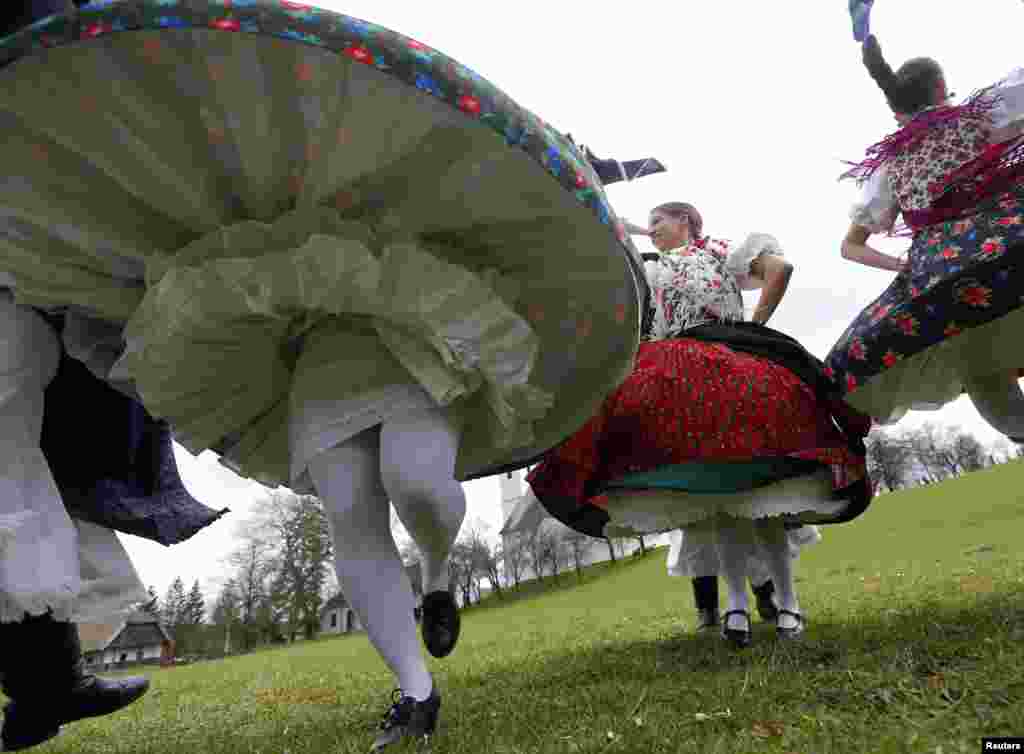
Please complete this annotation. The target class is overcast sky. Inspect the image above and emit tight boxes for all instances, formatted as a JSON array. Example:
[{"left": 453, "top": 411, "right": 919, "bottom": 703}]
[{"left": 119, "top": 0, "right": 1024, "bottom": 600}]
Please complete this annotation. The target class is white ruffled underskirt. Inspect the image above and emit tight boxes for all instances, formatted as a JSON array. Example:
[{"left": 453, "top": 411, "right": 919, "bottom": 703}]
[
  {"left": 664, "top": 524, "right": 822, "bottom": 578},
  {"left": 288, "top": 382, "right": 438, "bottom": 491},
  {"left": 601, "top": 470, "right": 846, "bottom": 537},
  {"left": 1, "top": 515, "right": 147, "bottom": 624},
  {"left": 846, "top": 306, "right": 1024, "bottom": 426}
]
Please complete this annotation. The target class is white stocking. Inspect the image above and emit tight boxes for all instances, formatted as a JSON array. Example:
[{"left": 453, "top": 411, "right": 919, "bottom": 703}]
[
  {"left": 711, "top": 516, "right": 756, "bottom": 631},
  {"left": 308, "top": 432, "right": 433, "bottom": 701},
  {"left": 754, "top": 517, "right": 800, "bottom": 629},
  {"left": 379, "top": 408, "right": 466, "bottom": 595}
]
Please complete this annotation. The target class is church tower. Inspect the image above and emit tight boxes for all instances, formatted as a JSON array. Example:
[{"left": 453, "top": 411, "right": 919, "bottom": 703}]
[{"left": 499, "top": 469, "right": 523, "bottom": 528}]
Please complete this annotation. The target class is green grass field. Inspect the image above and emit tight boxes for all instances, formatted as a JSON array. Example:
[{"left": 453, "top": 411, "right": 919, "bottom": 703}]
[{"left": 32, "top": 462, "right": 1024, "bottom": 754}]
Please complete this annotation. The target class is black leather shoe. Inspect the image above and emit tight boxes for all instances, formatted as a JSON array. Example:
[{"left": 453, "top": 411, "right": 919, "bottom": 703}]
[
  {"left": 776, "top": 609, "right": 806, "bottom": 641},
  {"left": 1, "top": 615, "right": 150, "bottom": 751},
  {"left": 752, "top": 580, "right": 779, "bottom": 622},
  {"left": 421, "top": 591, "right": 460, "bottom": 658},
  {"left": 371, "top": 682, "right": 441, "bottom": 751},
  {"left": 0, "top": 702, "right": 60, "bottom": 752},
  {"left": 58, "top": 674, "right": 150, "bottom": 725},
  {"left": 2, "top": 675, "right": 149, "bottom": 752},
  {"left": 695, "top": 609, "right": 720, "bottom": 633},
  {"left": 721, "top": 610, "right": 752, "bottom": 649}
]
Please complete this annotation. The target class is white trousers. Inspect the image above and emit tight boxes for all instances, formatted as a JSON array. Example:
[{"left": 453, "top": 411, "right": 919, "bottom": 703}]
[{"left": 0, "top": 292, "right": 145, "bottom": 624}]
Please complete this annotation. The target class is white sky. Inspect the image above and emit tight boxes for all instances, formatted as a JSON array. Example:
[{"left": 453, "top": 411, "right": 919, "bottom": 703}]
[{"left": 120, "top": 0, "right": 1024, "bottom": 599}]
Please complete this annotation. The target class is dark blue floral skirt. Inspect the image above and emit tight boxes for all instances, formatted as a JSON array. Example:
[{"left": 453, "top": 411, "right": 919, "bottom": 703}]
[{"left": 825, "top": 185, "right": 1024, "bottom": 419}]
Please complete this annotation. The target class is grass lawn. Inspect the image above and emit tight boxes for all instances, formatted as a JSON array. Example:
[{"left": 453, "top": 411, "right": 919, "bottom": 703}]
[{"left": 28, "top": 462, "right": 1024, "bottom": 753}]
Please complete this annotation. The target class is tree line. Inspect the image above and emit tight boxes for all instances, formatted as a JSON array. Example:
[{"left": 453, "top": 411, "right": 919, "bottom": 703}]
[
  {"left": 396, "top": 513, "right": 647, "bottom": 609},
  {"left": 143, "top": 490, "right": 334, "bottom": 659},
  {"left": 866, "top": 423, "right": 1020, "bottom": 493}
]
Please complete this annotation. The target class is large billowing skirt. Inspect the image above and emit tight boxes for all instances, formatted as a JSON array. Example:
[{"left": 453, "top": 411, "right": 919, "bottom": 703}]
[
  {"left": 825, "top": 187, "right": 1024, "bottom": 425},
  {"left": 526, "top": 337, "right": 869, "bottom": 539},
  {"left": 0, "top": 2, "right": 644, "bottom": 487}
]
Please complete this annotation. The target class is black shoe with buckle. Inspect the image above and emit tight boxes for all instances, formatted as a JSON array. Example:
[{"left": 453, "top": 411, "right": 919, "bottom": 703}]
[
  {"left": 371, "top": 683, "right": 441, "bottom": 751},
  {"left": 752, "top": 580, "right": 779, "bottom": 622},
  {"left": 421, "top": 590, "right": 460, "bottom": 658},
  {"left": 720, "top": 610, "right": 752, "bottom": 649},
  {"left": 776, "top": 609, "right": 806, "bottom": 640}
]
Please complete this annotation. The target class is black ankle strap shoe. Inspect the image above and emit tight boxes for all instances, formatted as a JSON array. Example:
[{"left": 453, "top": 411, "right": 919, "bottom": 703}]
[
  {"left": 421, "top": 590, "right": 461, "bottom": 658},
  {"left": 372, "top": 683, "right": 441, "bottom": 751}
]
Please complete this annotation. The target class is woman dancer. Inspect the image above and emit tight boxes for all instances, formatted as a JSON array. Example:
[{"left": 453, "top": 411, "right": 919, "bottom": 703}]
[
  {"left": 0, "top": 2, "right": 231, "bottom": 751},
  {"left": 624, "top": 222, "right": 823, "bottom": 634},
  {"left": 0, "top": 4, "right": 648, "bottom": 748},
  {"left": 527, "top": 201, "right": 871, "bottom": 647},
  {"left": 826, "top": 31, "right": 1024, "bottom": 436}
]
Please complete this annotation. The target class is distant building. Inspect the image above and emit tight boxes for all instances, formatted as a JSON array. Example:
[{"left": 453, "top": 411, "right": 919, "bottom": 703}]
[
  {"left": 79, "top": 612, "right": 173, "bottom": 670},
  {"left": 320, "top": 563, "right": 423, "bottom": 635},
  {"left": 499, "top": 470, "right": 671, "bottom": 581}
]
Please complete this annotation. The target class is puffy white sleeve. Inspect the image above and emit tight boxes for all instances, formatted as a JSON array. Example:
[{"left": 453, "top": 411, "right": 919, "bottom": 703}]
[
  {"left": 724, "top": 233, "right": 785, "bottom": 291},
  {"left": 849, "top": 165, "right": 899, "bottom": 234},
  {"left": 991, "top": 68, "right": 1024, "bottom": 130}
]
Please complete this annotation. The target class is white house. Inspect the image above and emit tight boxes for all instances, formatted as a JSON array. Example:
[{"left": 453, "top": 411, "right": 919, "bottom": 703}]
[
  {"left": 498, "top": 470, "right": 671, "bottom": 581},
  {"left": 80, "top": 612, "right": 173, "bottom": 670},
  {"left": 320, "top": 563, "right": 424, "bottom": 635},
  {"left": 319, "top": 593, "right": 363, "bottom": 635}
]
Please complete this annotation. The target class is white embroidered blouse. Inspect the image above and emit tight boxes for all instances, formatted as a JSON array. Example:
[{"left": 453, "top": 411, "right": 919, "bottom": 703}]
[
  {"left": 642, "top": 233, "right": 785, "bottom": 342},
  {"left": 849, "top": 67, "right": 1024, "bottom": 233}
]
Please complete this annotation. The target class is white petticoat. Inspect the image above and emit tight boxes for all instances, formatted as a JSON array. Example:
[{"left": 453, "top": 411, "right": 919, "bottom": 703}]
[
  {"left": 601, "top": 470, "right": 847, "bottom": 536},
  {"left": 665, "top": 524, "right": 822, "bottom": 579},
  {"left": 0, "top": 460, "right": 147, "bottom": 624}
]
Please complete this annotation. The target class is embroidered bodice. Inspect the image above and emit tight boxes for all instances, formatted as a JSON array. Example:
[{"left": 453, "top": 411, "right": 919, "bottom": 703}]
[
  {"left": 849, "top": 68, "right": 1024, "bottom": 233},
  {"left": 888, "top": 117, "right": 991, "bottom": 212},
  {"left": 642, "top": 234, "right": 783, "bottom": 342}
]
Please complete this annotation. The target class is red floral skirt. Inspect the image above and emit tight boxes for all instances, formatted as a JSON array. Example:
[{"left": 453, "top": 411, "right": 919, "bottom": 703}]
[{"left": 527, "top": 338, "right": 868, "bottom": 533}]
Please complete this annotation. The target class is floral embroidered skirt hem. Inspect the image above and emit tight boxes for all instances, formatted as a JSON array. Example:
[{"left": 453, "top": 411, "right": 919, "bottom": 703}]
[
  {"left": 825, "top": 188, "right": 1024, "bottom": 423},
  {"left": 526, "top": 338, "right": 868, "bottom": 539}
]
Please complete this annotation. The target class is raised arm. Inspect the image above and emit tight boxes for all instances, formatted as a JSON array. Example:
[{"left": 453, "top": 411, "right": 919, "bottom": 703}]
[
  {"left": 841, "top": 224, "right": 907, "bottom": 273},
  {"left": 621, "top": 219, "right": 650, "bottom": 237},
  {"left": 748, "top": 253, "right": 794, "bottom": 325}
]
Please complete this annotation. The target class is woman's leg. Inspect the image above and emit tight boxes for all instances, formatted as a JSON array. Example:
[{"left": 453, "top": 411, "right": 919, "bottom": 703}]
[
  {"left": 964, "top": 370, "right": 1024, "bottom": 441},
  {"left": 670, "top": 523, "right": 721, "bottom": 631},
  {"left": 711, "top": 516, "right": 756, "bottom": 640},
  {"left": 753, "top": 517, "right": 803, "bottom": 634},
  {"left": 379, "top": 407, "right": 466, "bottom": 597},
  {"left": 308, "top": 432, "right": 433, "bottom": 702},
  {"left": 379, "top": 407, "right": 466, "bottom": 658}
]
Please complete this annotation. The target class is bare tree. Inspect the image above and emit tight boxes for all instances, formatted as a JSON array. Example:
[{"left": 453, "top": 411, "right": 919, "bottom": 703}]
[
  {"left": 538, "top": 523, "right": 563, "bottom": 583},
  {"left": 865, "top": 427, "right": 914, "bottom": 492},
  {"left": 448, "top": 541, "right": 478, "bottom": 607},
  {"left": 902, "top": 424, "right": 955, "bottom": 484},
  {"left": 502, "top": 532, "right": 527, "bottom": 589},
  {"left": 951, "top": 430, "right": 988, "bottom": 474},
  {"left": 526, "top": 526, "right": 547, "bottom": 582},
  {"left": 562, "top": 530, "right": 591, "bottom": 579},
  {"left": 471, "top": 538, "right": 503, "bottom": 600},
  {"left": 900, "top": 424, "right": 992, "bottom": 482}
]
